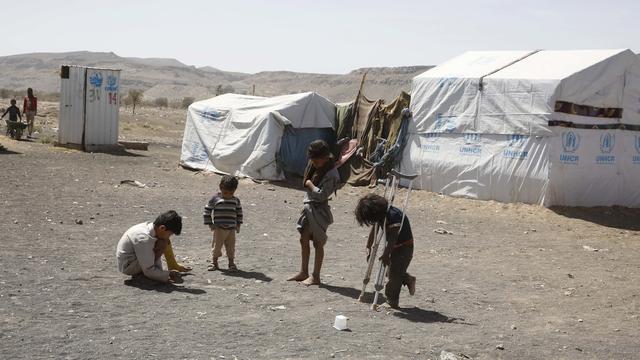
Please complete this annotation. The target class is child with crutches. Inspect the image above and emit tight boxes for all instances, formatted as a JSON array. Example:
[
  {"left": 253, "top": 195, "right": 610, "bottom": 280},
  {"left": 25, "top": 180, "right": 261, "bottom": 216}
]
[{"left": 355, "top": 193, "right": 416, "bottom": 309}]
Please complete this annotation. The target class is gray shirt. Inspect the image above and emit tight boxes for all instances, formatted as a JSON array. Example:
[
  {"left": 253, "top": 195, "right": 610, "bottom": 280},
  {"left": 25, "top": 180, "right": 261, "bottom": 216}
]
[{"left": 116, "top": 222, "right": 170, "bottom": 282}]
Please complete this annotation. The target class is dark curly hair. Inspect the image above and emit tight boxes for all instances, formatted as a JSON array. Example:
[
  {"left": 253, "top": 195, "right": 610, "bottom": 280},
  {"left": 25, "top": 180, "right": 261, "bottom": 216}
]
[
  {"left": 219, "top": 175, "right": 238, "bottom": 191},
  {"left": 154, "top": 210, "right": 182, "bottom": 235},
  {"left": 307, "top": 139, "right": 331, "bottom": 159},
  {"left": 354, "top": 193, "right": 388, "bottom": 226}
]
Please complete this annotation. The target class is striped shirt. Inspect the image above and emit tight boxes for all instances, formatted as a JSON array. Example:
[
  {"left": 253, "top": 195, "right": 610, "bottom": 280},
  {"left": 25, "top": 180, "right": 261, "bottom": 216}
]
[{"left": 203, "top": 193, "right": 243, "bottom": 228}]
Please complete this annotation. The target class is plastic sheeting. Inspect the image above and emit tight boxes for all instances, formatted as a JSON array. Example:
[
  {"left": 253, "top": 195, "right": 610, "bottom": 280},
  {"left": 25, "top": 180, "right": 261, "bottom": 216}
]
[
  {"left": 180, "top": 92, "right": 336, "bottom": 180},
  {"left": 405, "top": 49, "right": 640, "bottom": 207},
  {"left": 401, "top": 133, "right": 550, "bottom": 204}
]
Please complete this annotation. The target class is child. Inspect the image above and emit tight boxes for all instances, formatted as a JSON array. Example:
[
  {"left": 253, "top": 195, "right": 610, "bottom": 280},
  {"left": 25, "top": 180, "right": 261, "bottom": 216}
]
[
  {"left": 354, "top": 193, "right": 416, "bottom": 309},
  {"left": 116, "top": 210, "right": 184, "bottom": 283},
  {"left": 23, "top": 88, "right": 37, "bottom": 138},
  {"left": 288, "top": 140, "right": 340, "bottom": 286},
  {"left": 1, "top": 99, "right": 22, "bottom": 122},
  {"left": 203, "top": 175, "right": 243, "bottom": 271}
]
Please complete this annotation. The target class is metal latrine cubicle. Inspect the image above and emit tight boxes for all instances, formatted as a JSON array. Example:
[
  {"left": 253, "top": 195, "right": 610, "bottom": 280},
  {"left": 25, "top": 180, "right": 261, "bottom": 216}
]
[{"left": 58, "top": 65, "right": 121, "bottom": 151}]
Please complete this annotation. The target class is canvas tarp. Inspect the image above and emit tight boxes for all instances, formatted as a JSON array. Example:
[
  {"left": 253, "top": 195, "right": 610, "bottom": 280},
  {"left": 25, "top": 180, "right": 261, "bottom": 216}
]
[
  {"left": 180, "top": 92, "right": 336, "bottom": 180},
  {"left": 338, "top": 91, "right": 411, "bottom": 186},
  {"left": 402, "top": 49, "right": 640, "bottom": 207}
]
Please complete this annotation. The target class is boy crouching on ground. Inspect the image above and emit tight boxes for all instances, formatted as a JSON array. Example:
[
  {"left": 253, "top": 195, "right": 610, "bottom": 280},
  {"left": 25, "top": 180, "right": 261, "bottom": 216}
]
[{"left": 116, "top": 210, "right": 184, "bottom": 283}]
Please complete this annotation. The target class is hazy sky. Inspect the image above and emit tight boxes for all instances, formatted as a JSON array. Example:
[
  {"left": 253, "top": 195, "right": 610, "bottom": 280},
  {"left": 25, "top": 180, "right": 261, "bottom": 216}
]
[{"left": 2, "top": 0, "right": 639, "bottom": 74}]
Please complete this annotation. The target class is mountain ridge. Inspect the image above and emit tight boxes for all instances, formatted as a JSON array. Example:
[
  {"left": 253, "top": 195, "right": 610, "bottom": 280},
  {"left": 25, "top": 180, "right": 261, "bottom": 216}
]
[{"left": 0, "top": 51, "right": 433, "bottom": 102}]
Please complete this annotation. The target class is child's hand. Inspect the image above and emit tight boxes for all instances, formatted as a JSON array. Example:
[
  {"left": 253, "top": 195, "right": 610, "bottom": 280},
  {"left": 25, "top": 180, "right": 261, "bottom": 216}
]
[
  {"left": 209, "top": 224, "right": 216, "bottom": 231},
  {"left": 379, "top": 250, "right": 391, "bottom": 266},
  {"left": 304, "top": 180, "right": 315, "bottom": 189},
  {"left": 236, "top": 224, "right": 241, "bottom": 234},
  {"left": 168, "top": 270, "right": 183, "bottom": 284}
]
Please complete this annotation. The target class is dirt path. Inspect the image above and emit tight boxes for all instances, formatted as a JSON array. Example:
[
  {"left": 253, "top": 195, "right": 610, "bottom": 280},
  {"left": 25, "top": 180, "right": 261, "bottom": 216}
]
[{"left": 1, "top": 128, "right": 639, "bottom": 359}]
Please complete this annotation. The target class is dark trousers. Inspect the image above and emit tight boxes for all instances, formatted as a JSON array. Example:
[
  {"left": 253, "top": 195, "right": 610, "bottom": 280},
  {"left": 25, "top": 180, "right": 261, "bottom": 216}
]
[{"left": 385, "top": 245, "right": 413, "bottom": 305}]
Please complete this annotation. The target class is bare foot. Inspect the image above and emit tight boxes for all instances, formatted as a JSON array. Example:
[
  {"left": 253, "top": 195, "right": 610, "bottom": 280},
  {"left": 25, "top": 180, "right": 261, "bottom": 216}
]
[
  {"left": 302, "top": 275, "right": 320, "bottom": 286},
  {"left": 407, "top": 275, "right": 416, "bottom": 296},
  {"left": 287, "top": 272, "right": 309, "bottom": 281},
  {"left": 378, "top": 301, "right": 399, "bottom": 310},
  {"left": 174, "top": 265, "right": 192, "bottom": 272},
  {"left": 207, "top": 264, "right": 219, "bottom": 271}
]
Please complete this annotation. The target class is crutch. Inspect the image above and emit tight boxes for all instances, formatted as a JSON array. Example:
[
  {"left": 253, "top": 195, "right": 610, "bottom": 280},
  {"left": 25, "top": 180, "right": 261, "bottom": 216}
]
[
  {"left": 371, "top": 170, "right": 418, "bottom": 311},
  {"left": 358, "top": 175, "right": 398, "bottom": 302}
]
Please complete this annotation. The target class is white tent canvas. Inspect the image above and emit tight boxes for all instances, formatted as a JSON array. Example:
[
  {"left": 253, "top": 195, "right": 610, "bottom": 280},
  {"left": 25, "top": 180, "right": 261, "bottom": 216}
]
[
  {"left": 180, "top": 92, "right": 336, "bottom": 180},
  {"left": 402, "top": 49, "right": 640, "bottom": 207}
]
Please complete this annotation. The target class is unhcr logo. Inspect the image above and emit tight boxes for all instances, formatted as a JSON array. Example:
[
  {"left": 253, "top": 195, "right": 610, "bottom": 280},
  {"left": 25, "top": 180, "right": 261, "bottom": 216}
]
[
  {"left": 89, "top": 72, "right": 103, "bottom": 88},
  {"left": 561, "top": 131, "right": 580, "bottom": 153},
  {"left": 560, "top": 131, "right": 580, "bottom": 165},
  {"left": 460, "top": 133, "right": 481, "bottom": 156},
  {"left": 634, "top": 135, "right": 640, "bottom": 164},
  {"left": 506, "top": 134, "right": 528, "bottom": 147},
  {"left": 105, "top": 75, "right": 118, "bottom": 92},
  {"left": 503, "top": 135, "right": 528, "bottom": 159},
  {"left": 464, "top": 133, "right": 481, "bottom": 144},
  {"left": 421, "top": 133, "right": 440, "bottom": 152},
  {"left": 596, "top": 132, "right": 615, "bottom": 165}
]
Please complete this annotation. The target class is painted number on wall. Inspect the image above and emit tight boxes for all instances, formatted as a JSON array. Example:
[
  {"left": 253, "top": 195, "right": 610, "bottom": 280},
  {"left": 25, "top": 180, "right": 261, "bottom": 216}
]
[
  {"left": 89, "top": 89, "right": 101, "bottom": 102},
  {"left": 109, "top": 92, "right": 117, "bottom": 105}
]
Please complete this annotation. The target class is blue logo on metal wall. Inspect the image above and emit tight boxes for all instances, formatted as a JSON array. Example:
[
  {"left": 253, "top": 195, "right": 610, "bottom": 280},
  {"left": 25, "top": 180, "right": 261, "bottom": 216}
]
[
  {"left": 560, "top": 131, "right": 580, "bottom": 164},
  {"left": 503, "top": 134, "right": 529, "bottom": 159},
  {"left": 460, "top": 133, "right": 481, "bottom": 156},
  {"left": 421, "top": 133, "right": 440, "bottom": 152},
  {"left": 634, "top": 135, "right": 640, "bottom": 164},
  {"left": 596, "top": 132, "right": 615, "bottom": 165},
  {"left": 104, "top": 75, "right": 118, "bottom": 92},
  {"left": 561, "top": 131, "right": 580, "bottom": 153},
  {"left": 89, "top": 72, "right": 103, "bottom": 88}
]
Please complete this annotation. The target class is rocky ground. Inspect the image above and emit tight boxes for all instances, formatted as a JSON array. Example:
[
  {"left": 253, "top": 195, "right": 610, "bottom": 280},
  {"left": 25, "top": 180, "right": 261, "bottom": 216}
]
[{"left": 1, "top": 106, "right": 639, "bottom": 359}]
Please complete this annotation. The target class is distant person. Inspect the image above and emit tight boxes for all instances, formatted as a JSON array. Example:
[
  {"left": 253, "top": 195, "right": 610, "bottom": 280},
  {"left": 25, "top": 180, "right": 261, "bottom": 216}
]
[
  {"left": 288, "top": 140, "right": 340, "bottom": 286},
  {"left": 23, "top": 88, "right": 37, "bottom": 138},
  {"left": 1, "top": 99, "right": 22, "bottom": 122},
  {"left": 354, "top": 193, "right": 416, "bottom": 309},
  {"left": 203, "top": 175, "right": 243, "bottom": 271},
  {"left": 116, "top": 210, "right": 186, "bottom": 283}
]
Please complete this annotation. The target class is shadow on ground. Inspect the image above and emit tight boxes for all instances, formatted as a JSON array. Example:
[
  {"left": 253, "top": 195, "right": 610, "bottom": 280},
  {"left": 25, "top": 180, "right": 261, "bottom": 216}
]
[
  {"left": 124, "top": 276, "right": 206, "bottom": 294},
  {"left": 550, "top": 206, "right": 640, "bottom": 230},
  {"left": 0, "top": 147, "right": 20, "bottom": 154},
  {"left": 393, "top": 306, "right": 472, "bottom": 325},
  {"left": 219, "top": 269, "right": 273, "bottom": 282}
]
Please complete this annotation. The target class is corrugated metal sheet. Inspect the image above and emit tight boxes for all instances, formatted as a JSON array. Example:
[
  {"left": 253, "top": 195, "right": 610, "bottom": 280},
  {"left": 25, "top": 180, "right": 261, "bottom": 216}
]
[
  {"left": 58, "top": 65, "right": 85, "bottom": 145},
  {"left": 84, "top": 69, "right": 120, "bottom": 146},
  {"left": 58, "top": 65, "right": 121, "bottom": 148}
]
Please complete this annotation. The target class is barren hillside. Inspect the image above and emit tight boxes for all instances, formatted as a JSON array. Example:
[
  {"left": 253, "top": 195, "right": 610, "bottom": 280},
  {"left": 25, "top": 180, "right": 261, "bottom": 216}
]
[{"left": 0, "top": 51, "right": 431, "bottom": 103}]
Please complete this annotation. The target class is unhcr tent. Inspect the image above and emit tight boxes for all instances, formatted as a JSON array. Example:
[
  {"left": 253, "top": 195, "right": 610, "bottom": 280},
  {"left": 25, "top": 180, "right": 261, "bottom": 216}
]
[
  {"left": 401, "top": 49, "right": 640, "bottom": 207},
  {"left": 180, "top": 92, "right": 336, "bottom": 180}
]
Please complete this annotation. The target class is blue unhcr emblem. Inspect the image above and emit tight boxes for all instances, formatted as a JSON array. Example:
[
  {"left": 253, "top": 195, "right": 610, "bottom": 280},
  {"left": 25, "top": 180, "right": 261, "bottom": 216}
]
[
  {"left": 425, "top": 133, "right": 440, "bottom": 142},
  {"left": 561, "top": 131, "right": 580, "bottom": 153},
  {"left": 89, "top": 72, "right": 103, "bottom": 88},
  {"left": 463, "top": 133, "right": 480, "bottom": 145},
  {"left": 506, "top": 134, "right": 528, "bottom": 147},
  {"left": 600, "top": 132, "right": 615, "bottom": 154},
  {"left": 105, "top": 75, "right": 118, "bottom": 92}
]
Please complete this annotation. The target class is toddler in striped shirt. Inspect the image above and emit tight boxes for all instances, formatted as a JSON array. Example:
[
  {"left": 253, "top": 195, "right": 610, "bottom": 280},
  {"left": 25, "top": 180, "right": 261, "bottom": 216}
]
[{"left": 203, "top": 175, "right": 243, "bottom": 271}]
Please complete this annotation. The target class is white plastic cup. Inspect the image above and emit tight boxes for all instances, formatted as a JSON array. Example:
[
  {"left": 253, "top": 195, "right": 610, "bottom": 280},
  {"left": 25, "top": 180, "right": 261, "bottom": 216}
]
[{"left": 333, "top": 315, "right": 349, "bottom": 330}]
